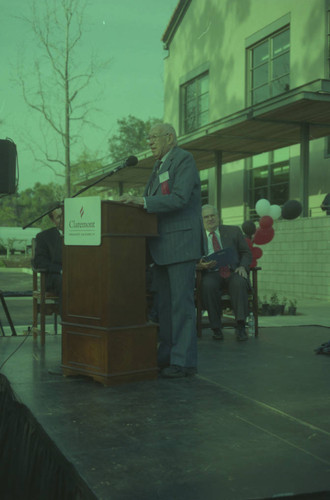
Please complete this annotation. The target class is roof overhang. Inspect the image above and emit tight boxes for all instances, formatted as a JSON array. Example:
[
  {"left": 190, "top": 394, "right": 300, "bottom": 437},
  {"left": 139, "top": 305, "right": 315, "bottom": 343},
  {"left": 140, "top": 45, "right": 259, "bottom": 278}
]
[
  {"left": 162, "top": 0, "right": 192, "bottom": 50},
  {"left": 77, "top": 79, "right": 330, "bottom": 190}
]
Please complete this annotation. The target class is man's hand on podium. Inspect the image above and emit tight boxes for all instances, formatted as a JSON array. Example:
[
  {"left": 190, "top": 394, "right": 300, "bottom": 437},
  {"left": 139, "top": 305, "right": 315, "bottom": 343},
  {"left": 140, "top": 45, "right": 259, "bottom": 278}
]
[{"left": 118, "top": 194, "right": 144, "bottom": 207}]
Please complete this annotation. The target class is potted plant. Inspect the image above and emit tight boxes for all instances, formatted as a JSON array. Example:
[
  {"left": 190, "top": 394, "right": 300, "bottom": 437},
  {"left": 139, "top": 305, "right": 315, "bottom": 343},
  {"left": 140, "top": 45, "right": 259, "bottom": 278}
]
[
  {"left": 260, "top": 295, "right": 270, "bottom": 316},
  {"left": 270, "top": 293, "right": 281, "bottom": 315},
  {"left": 279, "top": 296, "right": 287, "bottom": 315},
  {"left": 288, "top": 299, "right": 297, "bottom": 315}
]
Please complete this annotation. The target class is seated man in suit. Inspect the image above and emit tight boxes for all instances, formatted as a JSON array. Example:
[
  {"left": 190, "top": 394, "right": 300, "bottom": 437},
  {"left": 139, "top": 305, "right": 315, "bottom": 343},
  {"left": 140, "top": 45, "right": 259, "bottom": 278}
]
[
  {"left": 34, "top": 205, "right": 63, "bottom": 308},
  {"left": 198, "top": 204, "right": 252, "bottom": 341}
]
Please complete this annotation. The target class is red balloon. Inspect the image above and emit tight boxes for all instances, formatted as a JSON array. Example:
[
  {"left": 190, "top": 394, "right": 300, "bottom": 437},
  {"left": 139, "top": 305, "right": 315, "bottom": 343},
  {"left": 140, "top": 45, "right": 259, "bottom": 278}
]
[
  {"left": 253, "top": 227, "right": 275, "bottom": 245},
  {"left": 245, "top": 237, "right": 253, "bottom": 249},
  {"left": 252, "top": 246, "right": 263, "bottom": 259},
  {"left": 259, "top": 215, "right": 273, "bottom": 229}
]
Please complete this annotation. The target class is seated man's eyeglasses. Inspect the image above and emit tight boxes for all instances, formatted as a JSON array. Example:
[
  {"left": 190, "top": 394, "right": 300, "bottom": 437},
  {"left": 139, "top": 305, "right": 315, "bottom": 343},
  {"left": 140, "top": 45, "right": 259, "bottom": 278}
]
[{"left": 203, "top": 214, "right": 216, "bottom": 221}]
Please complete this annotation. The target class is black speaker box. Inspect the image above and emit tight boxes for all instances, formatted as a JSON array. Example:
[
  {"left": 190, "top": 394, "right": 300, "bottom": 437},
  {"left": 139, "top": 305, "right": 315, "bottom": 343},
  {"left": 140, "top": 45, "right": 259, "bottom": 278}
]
[{"left": 0, "top": 139, "right": 17, "bottom": 194}]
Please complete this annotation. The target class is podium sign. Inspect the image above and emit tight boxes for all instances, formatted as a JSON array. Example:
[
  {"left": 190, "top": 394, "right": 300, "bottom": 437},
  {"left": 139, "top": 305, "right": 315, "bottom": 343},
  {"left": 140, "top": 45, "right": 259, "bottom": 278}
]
[{"left": 64, "top": 197, "right": 101, "bottom": 246}]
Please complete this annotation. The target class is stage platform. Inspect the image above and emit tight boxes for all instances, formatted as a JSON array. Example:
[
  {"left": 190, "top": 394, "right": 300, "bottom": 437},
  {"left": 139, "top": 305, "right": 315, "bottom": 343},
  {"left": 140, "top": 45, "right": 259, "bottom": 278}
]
[{"left": 1, "top": 325, "right": 330, "bottom": 500}]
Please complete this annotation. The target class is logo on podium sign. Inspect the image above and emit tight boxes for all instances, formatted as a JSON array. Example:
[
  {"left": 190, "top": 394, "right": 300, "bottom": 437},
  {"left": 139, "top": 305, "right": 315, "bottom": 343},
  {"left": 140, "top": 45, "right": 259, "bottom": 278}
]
[{"left": 64, "top": 197, "right": 101, "bottom": 246}]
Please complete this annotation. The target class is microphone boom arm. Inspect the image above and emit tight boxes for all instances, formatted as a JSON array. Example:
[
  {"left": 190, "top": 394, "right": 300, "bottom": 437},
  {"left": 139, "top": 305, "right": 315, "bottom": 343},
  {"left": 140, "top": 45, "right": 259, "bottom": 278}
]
[{"left": 22, "top": 156, "right": 138, "bottom": 229}]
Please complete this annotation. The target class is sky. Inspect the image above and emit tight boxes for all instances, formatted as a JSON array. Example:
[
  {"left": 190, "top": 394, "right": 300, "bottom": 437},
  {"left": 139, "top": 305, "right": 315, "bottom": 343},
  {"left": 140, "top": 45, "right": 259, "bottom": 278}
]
[{"left": 0, "top": 0, "right": 179, "bottom": 191}]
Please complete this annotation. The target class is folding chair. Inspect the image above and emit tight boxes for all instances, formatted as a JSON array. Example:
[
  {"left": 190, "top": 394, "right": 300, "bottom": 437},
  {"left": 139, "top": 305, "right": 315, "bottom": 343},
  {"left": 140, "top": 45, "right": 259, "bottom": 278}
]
[{"left": 32, "top": 239, "right": 59, "bottom": 345}]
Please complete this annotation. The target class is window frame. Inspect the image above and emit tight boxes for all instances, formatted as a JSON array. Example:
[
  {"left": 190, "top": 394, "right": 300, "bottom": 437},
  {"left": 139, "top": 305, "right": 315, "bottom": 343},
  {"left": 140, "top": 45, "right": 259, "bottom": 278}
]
[
  {"left": 324, "top": 10, "right": 330, "bottom": 157},
  {"left": 247, "top": 150, "right": 290, "bottom": 220},
  {"left": 247, "top": 26, "right": 290, "bottom": 106},
  {"left": 180, "top": 71, "right": 209, "bottom": 135}
]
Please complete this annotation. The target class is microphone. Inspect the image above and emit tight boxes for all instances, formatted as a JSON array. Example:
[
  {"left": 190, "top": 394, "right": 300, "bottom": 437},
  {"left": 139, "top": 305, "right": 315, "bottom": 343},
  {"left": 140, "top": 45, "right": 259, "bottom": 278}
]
[
  {"left": 125, "top": 155, "right": 138, "bottom": 167},
  {"left": 110, "top": 155, "right": 138, "bottom": 175},
  {"left": 109, "top": 156, "right": 138, "bottom": 177},
  {"left": 107, "top": 155, "right": 137, "bottom": 178}
]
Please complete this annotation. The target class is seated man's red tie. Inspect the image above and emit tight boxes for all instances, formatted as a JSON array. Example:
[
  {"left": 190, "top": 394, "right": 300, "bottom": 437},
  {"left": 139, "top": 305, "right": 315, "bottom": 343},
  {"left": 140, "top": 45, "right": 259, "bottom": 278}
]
[{"left": 210, "top": 232, "right": 231, "bottom": 278}]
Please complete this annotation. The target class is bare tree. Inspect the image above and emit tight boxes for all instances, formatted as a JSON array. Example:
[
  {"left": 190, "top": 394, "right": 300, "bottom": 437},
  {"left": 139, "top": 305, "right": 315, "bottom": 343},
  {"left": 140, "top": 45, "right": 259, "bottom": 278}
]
[{"left": 18, "top": 0, "right": 109, "bottom": 196}]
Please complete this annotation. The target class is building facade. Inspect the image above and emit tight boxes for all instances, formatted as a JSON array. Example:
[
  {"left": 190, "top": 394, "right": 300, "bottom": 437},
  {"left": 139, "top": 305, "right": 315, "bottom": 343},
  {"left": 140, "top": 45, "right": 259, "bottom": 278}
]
[{"left": 161, "top": 0, "right": 330, "bottom": 303}]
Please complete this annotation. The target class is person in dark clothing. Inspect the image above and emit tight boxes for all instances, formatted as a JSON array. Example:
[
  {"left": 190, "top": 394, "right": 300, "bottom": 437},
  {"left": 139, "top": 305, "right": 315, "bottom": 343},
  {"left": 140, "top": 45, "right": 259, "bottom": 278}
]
[{"left": 34, "top": 207, "right": 63, "bottom": 307}]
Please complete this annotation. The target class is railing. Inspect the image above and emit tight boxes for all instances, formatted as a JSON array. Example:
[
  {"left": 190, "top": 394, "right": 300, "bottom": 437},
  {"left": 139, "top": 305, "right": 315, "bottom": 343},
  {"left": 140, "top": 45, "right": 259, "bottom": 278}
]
[{"left": 220, "top": 204, "right": 330, "bottom": 226}]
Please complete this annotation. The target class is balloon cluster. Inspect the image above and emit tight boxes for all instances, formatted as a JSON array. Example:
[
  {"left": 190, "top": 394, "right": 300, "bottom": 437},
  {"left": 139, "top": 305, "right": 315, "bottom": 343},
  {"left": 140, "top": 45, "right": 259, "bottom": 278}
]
[{"left": 242, "top": 199, "right": 302, "bottom": 268}]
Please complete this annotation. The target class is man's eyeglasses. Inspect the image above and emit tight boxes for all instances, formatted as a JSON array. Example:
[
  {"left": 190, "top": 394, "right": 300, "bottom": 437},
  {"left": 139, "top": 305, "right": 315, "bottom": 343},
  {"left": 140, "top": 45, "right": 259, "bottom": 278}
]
[
  {"left": 203, "top": 214, "right": 217, "bottom": 220},
  {"left": 146, "top": 133, "right": 169, "bottom": 142}
]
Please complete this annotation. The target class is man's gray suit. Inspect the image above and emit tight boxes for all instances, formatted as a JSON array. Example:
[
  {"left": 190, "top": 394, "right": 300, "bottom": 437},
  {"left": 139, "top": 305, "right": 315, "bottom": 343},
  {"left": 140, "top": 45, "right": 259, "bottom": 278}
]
[
  {"left": 201, "top": 225, "right": 252, "bottom": 329},
  {"left": 144, "top": 146, "right": 202, "bottom": 369}
]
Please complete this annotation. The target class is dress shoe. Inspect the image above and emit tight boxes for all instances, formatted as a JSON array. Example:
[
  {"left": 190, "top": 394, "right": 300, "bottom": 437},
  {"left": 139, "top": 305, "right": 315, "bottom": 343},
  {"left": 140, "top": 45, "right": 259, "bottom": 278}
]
[
  {"left": 160, "top": 365, "right": 197, "bottom": 378},
  {"left": 212, "top": 328, "right": 224, "bottom": 340},
  {"left": 158, "top": 363, "right": 170, "bottom": 371},
  {"left": 235, "top": 325, "right": 248, "bottom": 341}
]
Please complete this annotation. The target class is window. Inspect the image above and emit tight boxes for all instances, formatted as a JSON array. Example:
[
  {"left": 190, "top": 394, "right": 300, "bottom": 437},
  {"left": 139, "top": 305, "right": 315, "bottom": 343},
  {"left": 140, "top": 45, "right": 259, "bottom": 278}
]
[
  {"left": 248, "top": 27, "right": 290, "bottom": 105},
  {"left": 324, "top": 12, "right": 330, "bottom": 156},
  {"left": 248, "top": 148, "right": 290, "bottom": 219},
  {"left": 181, "top": 73, "right": 209, "bottom": 134}
]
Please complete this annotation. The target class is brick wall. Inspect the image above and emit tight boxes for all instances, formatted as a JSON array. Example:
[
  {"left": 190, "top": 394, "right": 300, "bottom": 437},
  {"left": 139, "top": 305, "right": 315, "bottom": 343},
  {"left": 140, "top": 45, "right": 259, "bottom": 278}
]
[{"left": 256, "top": 216, "right": 330, "bottom": 304}]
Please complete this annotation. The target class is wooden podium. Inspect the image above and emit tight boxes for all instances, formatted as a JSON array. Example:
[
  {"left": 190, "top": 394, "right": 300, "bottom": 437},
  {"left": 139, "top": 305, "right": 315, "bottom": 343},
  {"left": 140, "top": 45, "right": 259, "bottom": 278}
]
[{"left": 61, "top": 201, "right": 158, "bottom": 386}]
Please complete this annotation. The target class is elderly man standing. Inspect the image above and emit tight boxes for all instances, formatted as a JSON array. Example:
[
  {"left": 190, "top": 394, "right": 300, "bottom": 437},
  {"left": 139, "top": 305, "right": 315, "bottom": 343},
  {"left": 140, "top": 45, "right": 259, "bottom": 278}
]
[
  {"left": 120, "top": 123, "right": 202, "bottom": 378},
  {"left": 199, "top": 204, "right": 252, "bottom": 341}
]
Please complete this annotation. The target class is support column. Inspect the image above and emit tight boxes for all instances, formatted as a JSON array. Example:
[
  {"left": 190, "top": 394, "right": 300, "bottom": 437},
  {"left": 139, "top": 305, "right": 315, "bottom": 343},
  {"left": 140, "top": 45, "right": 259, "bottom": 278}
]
[
  {"left": 214, "top": 151, "right": 222, "bottom": 221},
  {"left": 300, "top": 123, "right": 310, "bottom": 217},
  {"left": 118, "top": 181, "right": 124, "bottom": 196}
]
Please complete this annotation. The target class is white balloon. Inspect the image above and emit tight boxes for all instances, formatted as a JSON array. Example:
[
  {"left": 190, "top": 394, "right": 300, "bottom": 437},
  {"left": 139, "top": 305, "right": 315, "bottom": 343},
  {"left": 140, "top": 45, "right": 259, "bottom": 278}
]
[
  {"left": 269, "top": 204, "right": 281, "bottom": 220},
  {"left": 255, "top": 198, "right": 271, "bottom": 217}
]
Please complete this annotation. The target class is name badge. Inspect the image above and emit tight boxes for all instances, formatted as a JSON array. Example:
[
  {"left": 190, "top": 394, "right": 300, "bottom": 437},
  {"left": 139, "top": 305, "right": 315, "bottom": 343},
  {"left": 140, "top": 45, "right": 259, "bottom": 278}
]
[{"left": 159, "top": 171, "right": 169, "bottom": 183}]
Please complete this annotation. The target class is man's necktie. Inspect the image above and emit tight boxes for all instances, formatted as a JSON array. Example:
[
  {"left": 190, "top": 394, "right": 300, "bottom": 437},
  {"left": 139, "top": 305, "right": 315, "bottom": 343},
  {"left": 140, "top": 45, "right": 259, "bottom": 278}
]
[
  {"left": 147, "top": 160, "right": 162, "bottom": 195},
  {"left": 210, "top": 232, "right": 231, "bottom": 278},
  {"left": 211, "top": 232, "right": 220, "bottom": 252}
]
